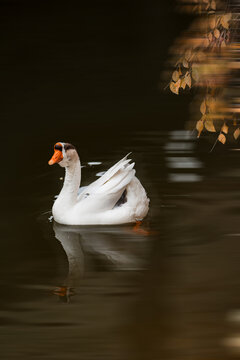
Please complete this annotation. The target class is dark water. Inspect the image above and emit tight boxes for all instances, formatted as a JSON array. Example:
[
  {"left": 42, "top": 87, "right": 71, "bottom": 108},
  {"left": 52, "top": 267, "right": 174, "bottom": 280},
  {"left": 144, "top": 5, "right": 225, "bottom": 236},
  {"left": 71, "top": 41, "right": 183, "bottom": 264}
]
[{"left": 2, "top": 1, "right": 240, "bottom": 359}]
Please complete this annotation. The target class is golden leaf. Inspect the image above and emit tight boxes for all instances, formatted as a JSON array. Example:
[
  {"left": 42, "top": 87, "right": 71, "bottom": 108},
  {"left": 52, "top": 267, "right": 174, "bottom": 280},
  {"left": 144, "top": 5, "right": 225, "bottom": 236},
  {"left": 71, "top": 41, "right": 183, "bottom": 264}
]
[
  {"left": 214, "top": 28, "right": 220, "bottom": 39},
  {"left": 211, "top": 0, "right": 216, "bottom": 10},
  {"left": 185, "top": 73, "right": 191, "bottom": 88},
  {"left": 221, "top": 14, "right": 231, "bottom": 29},
  {"left": 181, "top": 77, "right": 187, "bottom": 90},
  {"left": 218, "top": 133, "right": 226, "bottom": 144},
  {"left": 170, "top": 81, "right": 178, "bottom": 95},
  {"left": 200, "top": 100, "right": 206, "bottom": 115},
  {"left": 183, "top": 59, "right": 189, "bottom": 68},
  {"left": 196, "top": 120, "right": 204, "bottom": 137},
  {"left": 205, "top": 120, "right": 216, "bottom": 132},
  {"left": 172, "top": 70, "right": 179, "bottom": 82},
  {"left": 221, "top": 123, "right": 228, "bottom": 134},
  {"left": 170, "top": 79, "right": 181, "bottom": 95},
  {"left": 234, "top": 128, "right": 240, "bottom": 140},
  {"left": 175, "top": 78, "right": 181, "bottom": 91},
  {"left": 221, "top": 21, "right": 229, "bottom": 29}
]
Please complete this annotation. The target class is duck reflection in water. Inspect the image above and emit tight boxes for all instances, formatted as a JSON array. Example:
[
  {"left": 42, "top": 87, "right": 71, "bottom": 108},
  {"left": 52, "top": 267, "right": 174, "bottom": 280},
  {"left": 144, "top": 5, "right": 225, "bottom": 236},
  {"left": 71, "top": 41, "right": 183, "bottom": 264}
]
[{"left": 52, "top": 221, "right": 150, "bottom": 302}]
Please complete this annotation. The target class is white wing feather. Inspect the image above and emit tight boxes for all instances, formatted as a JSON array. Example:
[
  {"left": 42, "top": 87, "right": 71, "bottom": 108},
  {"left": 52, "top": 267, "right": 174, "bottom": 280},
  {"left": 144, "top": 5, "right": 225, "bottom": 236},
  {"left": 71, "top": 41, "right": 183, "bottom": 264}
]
[{"left": 76, "top": 154, "right": 135, "bottom": 213}]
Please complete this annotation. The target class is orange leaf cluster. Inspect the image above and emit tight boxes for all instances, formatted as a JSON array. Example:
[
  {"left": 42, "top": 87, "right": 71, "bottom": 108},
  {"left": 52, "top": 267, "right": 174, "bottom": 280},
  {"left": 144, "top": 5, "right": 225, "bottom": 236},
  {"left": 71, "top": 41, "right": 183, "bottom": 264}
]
[
  {"left": 166, "top": 0, "right": 239, "bottom": 147},
  {"left": 196, "top": 95, "right": 227, "bottom": 137},
  {"left": 170, "top": 58, "right": 192, "bottom": 95}
]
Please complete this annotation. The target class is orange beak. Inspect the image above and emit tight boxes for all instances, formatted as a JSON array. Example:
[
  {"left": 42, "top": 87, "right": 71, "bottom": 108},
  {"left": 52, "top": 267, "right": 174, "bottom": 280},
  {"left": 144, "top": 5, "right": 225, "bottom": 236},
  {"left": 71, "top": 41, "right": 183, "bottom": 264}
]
[{"left": 48, "top": 150, "right": 63, "bottom": 165}]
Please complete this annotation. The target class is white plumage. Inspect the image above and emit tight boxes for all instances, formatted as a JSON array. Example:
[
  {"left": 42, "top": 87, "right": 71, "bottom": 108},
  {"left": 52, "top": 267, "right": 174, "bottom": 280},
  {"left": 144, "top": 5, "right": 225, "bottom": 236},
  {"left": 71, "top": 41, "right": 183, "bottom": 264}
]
[{"left": 49, "top": 144, "right": 149, "bottom": 225}]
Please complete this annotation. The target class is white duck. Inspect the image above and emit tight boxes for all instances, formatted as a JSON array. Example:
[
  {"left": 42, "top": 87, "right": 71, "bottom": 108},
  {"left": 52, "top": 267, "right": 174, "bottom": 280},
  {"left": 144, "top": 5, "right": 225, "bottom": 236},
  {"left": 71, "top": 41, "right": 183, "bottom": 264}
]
[{"left": 48, "top": 142, "right": 149, "bottom": 225}]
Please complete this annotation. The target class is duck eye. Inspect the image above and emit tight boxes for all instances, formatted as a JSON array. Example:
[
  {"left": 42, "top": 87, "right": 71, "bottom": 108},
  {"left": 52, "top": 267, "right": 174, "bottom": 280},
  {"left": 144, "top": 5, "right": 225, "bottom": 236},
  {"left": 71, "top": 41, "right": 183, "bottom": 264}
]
[{"left": 54, "top": 144, "right": 62, "bottom": 151}]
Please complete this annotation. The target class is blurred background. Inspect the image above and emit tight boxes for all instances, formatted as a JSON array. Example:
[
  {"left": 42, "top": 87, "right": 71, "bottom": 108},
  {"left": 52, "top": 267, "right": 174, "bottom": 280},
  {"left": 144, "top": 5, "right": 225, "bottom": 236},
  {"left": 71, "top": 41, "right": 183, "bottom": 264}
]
[{"left": 1, "top": 0, "right": 240, "bottom": 359}]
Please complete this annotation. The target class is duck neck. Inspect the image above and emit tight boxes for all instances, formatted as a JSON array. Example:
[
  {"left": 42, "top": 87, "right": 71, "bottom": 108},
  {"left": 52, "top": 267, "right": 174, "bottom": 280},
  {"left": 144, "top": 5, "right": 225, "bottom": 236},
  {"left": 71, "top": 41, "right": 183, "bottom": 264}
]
[{"left": 58, "top": 159, "right": 81, "bottom": 207}]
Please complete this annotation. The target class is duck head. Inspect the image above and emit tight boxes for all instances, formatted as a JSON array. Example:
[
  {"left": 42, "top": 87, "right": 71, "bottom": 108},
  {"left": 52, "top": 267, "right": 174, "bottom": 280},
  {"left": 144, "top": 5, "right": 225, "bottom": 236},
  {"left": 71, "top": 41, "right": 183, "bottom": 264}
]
[{"left": 48, "top": 142, "right": 78, "bottom": 167}]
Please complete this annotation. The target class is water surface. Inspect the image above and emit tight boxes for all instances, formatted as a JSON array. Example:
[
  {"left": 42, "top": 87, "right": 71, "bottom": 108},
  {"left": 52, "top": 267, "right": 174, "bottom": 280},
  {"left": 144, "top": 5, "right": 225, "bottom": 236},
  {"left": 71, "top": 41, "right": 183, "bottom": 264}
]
[{"left": 1, "top": 1, "right": 240, "bottom": 359}]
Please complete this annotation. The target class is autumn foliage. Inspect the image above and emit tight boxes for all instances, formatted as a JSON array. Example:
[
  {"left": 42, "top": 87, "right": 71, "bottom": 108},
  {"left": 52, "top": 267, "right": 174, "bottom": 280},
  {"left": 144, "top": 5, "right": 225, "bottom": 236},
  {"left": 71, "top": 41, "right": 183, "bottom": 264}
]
[{"left": 168, "top": 0, "right": 240, "bottom": 146}]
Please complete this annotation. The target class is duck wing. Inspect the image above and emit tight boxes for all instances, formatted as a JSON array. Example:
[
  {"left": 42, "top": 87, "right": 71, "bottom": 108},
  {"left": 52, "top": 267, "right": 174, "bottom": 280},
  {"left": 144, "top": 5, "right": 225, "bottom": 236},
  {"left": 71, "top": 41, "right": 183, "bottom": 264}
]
[{"left": 77, "top": 154, "right": 135, "bottom": 213}]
